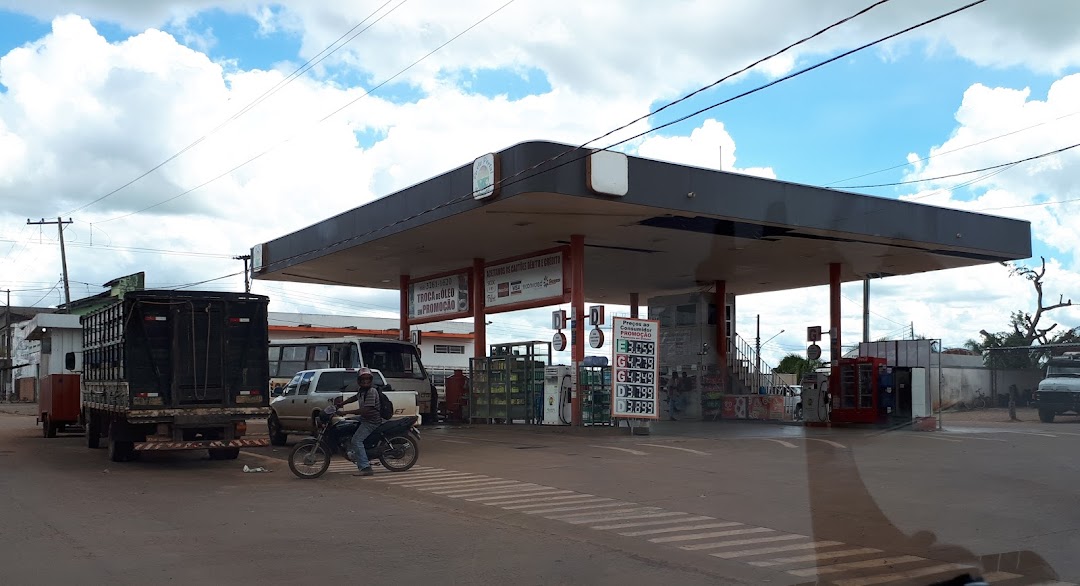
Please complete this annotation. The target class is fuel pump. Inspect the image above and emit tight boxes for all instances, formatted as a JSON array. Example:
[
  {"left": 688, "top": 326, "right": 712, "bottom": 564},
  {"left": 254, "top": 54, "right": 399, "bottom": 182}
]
[
  {"left": 542, "top": 365, "right": 573, "bottom": 425},
  {"left": 800, "top": 371, "right": 831, "bottom": 423}
]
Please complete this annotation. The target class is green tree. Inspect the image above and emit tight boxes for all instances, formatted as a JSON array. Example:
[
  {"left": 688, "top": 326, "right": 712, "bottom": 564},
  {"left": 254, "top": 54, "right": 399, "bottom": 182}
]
[{"left": 774, "top": 353, "right": 822, "bottom": 382}]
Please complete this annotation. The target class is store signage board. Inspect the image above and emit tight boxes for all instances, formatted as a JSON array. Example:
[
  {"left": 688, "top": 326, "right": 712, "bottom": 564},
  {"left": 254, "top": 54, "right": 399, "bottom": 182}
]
[
  {"left": 611, "top": 317, "right": 660, "bottom": 419},
  {"left": 484, "top": 249, "right": 567, "bottom": 312},
  {"left": 407, "top": 271, "right": 471, "bottom": 324}
]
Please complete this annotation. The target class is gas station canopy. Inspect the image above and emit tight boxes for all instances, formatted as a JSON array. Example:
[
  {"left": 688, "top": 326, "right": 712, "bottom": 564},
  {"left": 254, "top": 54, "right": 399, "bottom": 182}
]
[{"left": 252, "top": 140, "right": 1031, "bottom": 300}]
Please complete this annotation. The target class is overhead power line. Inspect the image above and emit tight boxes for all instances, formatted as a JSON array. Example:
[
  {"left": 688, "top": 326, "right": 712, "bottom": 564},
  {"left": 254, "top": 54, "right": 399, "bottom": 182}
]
[
  {"left": 173, "top": 272, "right": 244, "bottom": 290},
  {"left": 826, "top": 108, "right": 1080, "bottom": 186},
  {"left": 61, "top": 0, "right": 406, "bottom": 216},
  {"left": 94, "top": 0, "right": 519, "bottom": 225},
  {"left": 258, "top": 0, "right": 987, "bottom": 272},
  {"left": 835, "top": 141, "right": 1080, "bottom": 189},
  {"left": 0, "top": 238, "right": 235, "bottom": 259}
]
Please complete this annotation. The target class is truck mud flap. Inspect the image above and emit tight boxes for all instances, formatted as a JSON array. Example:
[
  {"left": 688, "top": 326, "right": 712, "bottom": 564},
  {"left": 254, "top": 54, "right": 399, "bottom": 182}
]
[{"left": 134, "top": 438, "right": 270, "bottom": 451}]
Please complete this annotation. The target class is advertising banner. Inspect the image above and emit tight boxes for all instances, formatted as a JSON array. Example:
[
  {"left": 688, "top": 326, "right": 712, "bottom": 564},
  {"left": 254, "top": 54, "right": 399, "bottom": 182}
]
[
  {"left": 484, "top": 250, "right": 567, "bottom": 311},
  {"left": 407, "top": 272, "right": 471, "bottom": 323}
]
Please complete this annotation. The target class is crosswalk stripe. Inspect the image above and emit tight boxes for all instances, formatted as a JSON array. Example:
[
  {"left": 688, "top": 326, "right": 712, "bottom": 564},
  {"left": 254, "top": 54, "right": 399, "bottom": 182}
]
[
  {"left": 650, "top": 527, "right": 774, "bottom": 544},
  {"left": 463, "top": 487, "right": 567, "bottom": 501},
  {"left": 416, "top": 479, "right": 518, "bottom": 492},
  {"left": 591, "top": 516, "right": 715, "bottom": 530},
  {"left": 466, "top": 489, "right": 571, "bottom": 502},
  {"left": 504, "top": 498, "right": 612, "bottom": 510},
  {"left": 525, "top": 502, "right": 626, "bottom": 515},
  {"left": 788, "top": 555, "right": 925, "bottom": 577},
  {"left": 387, "top": 473, "right": 480, "bottom": 486},
  {"left": 407, "top": 478, "right": 501, "bottom": 489},
  {"left": 750, "top": 547, "right": 882, "bottom": 567},
  {"left": 682, "top": 534, "right": 806, "bottom": 551},
  {"left": 435, "top": 484, "right": 543, "bottom": 497},
  {"left": 427, "top": 481, "right": 525, "bottom": 494},
  {"left": 619, "top": 522, "right": 743, "bottom": 537},
  {"left": 711, "top": 541, "right": 842, "bottom": 559},
  {"left": 547, "top": 506, "right": 656, "bottom": 520},
  {"left": 394, "top": 475, "right": 489, "bottom": 487},
  {"left": 374, "top": 469, "right": 451, "bottom": 481},
  {"left": 565, "top": 512, "right": 687, "bottom": 525},
  {"left": 831, "top": 563, "right": 972, "bottom": 586},
  {"left": 497, "top": 495, "right": 598, "bottom": 508}
]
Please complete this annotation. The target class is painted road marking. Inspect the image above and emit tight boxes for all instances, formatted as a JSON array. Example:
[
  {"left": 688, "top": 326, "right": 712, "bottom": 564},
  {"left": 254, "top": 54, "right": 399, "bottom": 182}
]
[
  {"left": 637, "top": 443, "right": 710, "bottom": 455},
  {"left": 344, "top": 464, "right": 1048, "bottom": 585},
  {"left": 762, "top": 439, "right": 798, "bottom": 448},
  {"left": 466, "top": 489, "right": 570, "bottom": 502},
  {"left": 806, "top": 438, "right": 847, "bottom": 449},
  {"left": 788, "top": 555, "right": 925, "bottom": 577},
  {"left": 434, "top": 483, "right": 542, "bottom": 497},
  {"left": 547, "top": 506, "right": 660, "bottom": 520},
  {"left": 439, "top": 439, "right": 471, "bottom": 444},
  {"left": 711, "top": 540, "right": 842, "bottom": 559},
  {"left": 591, "top": 516, "right": 715, "bottom": 530},
  {"left": 749, "top": 547, "right": 881, "bottom": 567},
  {"left": 649, "top": 527, "right": 774, "bottom": 544},
  {"left": 682, "top": 534, "right": 807, "bottom": 551},
  {"left": 564, "top": 512, "right": 687, "bottom": 525},
  {"left": 525, "top": 502, "right": 628, "bottom": 515},
  {"left": 618, "top": 522, "right": 742, "bottom": 537},
  {"left": 980, "top": 571, "right": 1024, "bottom": 583},
  {"left": 910, "top": 435, "right": 963, "bottom": 443},
  {"left": 499, "top": 495, "right": 601, "bottom": 508},
  {"left": 590, "top": 445, "right": 649, "bottom": 456},
  {"left": 831, "top": 562, "right": 971, "bottom": 586},
  {"left": 428, "top": 481, "right": 527, "bottom": 494}
]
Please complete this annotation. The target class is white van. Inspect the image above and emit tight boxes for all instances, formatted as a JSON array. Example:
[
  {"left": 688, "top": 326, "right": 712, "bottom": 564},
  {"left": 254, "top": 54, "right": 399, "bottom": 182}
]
[{"left": 268, "top": 336, "right": 437, "bottom": 423}]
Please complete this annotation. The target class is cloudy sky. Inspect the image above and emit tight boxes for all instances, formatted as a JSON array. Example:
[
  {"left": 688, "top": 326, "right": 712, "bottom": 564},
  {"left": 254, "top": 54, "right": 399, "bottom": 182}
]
[{"left": 1, "top": 0, "right": 1079, "bottom": 367}]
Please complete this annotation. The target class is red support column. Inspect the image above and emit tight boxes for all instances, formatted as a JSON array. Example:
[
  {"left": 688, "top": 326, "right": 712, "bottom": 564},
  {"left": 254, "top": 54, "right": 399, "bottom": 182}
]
[
  {"left": 829, "top": 263, "right": 842, "bottom": 398},
  {"left": 715, "top": 280, "right": 727, "bottom": 392},
  {"left": 570, "top": 234, "right": 586, "bottom": 426},
  {"left": 629, "top": 292, "right": 639, "bottom": 318},
  {"left": 399, "top": 274, "right": 410, "bottom": 342},
  {"left": 473, "top": 258, "right": 486, "bottom": 358}
]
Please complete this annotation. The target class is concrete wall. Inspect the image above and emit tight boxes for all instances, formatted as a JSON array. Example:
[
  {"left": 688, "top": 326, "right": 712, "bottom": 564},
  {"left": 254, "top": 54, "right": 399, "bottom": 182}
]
[{"left": 936, "top": 353, "right": 1042, "bottom": 408}]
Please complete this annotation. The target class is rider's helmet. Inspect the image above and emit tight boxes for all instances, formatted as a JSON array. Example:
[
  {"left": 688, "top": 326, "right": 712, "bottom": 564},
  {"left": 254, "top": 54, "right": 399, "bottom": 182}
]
[{"left": 356, "top": 367, "right": 374, "bottom": 386}]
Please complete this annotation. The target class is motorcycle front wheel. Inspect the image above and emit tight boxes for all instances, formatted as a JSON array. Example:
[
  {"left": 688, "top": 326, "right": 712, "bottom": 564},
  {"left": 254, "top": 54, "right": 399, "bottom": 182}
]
[
  {"left": 288, "top": 439, "right": 332, "bottom": 479},
  {"left": 378, "top": 434, "right": 419, "bottom": 472}
]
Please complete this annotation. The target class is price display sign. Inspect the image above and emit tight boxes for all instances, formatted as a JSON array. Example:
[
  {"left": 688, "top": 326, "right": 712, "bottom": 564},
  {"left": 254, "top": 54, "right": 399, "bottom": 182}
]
[{"left": 611, "top": 317, "right": 660, "bottom": 419}]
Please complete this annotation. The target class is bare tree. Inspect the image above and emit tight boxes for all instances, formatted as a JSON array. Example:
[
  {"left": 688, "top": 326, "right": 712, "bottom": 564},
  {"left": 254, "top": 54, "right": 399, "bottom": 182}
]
[{"left": 1006, "top": 256, "right": 1073, "bottom": 345}]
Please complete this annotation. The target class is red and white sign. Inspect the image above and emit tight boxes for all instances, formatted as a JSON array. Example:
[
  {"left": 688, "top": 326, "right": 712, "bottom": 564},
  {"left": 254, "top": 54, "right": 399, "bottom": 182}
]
[
  {"left": 408, "top": 272, "right": 471, "bottom": 323},
  {"left": 484, "top": 250, "right": 567, "bottom": 312},
  {"left": 611, "top": 317, "right": 660, "bottom": 419}
]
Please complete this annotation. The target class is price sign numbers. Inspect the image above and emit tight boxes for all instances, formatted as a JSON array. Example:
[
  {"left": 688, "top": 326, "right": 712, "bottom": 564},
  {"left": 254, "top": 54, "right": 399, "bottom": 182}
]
[
  {"left": 614, "top": 399, "right": 656, "bottom": 416},
  {"left": 615, "top": 340, "right": 655, "bottom": 355},
  {"left": 615, "top": 355, "right": 655, "bottom": 370}
]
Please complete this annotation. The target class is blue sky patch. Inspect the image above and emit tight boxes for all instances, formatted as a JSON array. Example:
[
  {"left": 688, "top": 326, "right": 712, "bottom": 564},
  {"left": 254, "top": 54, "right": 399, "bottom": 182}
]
[
  {"left": 164, "top": 8, "right": 300, "bottom": 72},
  {"left": 451, "top": 66, "right": 552, "bottom": 100}
]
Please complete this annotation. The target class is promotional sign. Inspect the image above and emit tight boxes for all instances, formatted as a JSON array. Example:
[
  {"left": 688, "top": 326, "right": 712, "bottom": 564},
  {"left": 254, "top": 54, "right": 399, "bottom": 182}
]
[
  {"left": 484, "top": 249, "right": 567, "bottom": 312},
  {"left": 589, "top": 328, "right": 604, "bottom": 349},
  {"left": 472, "top": 153, "right": 500, "bottom": 200},
  {"left": 407, "top": 271, "right": 471, "bottom": 323},
  {"left": 611, "top": 317, "right": 660, "bottom": 419}
]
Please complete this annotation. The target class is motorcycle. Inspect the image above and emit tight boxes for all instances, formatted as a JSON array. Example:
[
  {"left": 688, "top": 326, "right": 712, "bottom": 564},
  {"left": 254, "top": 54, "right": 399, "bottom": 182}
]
[{"left": 288, "top": 403, "right": 420, "bottom": 479}]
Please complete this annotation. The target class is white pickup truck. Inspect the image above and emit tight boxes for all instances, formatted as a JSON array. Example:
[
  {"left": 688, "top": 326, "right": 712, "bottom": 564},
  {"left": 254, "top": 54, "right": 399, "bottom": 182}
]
[{"left": 267, "top": 368, "right": 420, "bottom": 446}]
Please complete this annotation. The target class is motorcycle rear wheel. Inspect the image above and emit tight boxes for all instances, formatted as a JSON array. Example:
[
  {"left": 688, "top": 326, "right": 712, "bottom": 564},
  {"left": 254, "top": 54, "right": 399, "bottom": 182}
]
[
  {"left": 378, "top": 435, "right": 419, "bottom": 472},
  {"left": 288, "top": 440, "right": 332, "bottom": 479}
]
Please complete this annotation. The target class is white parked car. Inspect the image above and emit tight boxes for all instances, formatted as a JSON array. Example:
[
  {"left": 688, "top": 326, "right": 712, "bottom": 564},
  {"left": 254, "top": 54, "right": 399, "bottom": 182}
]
[{"left": 268, "top": 368, "right": 419, "bottom": 446}]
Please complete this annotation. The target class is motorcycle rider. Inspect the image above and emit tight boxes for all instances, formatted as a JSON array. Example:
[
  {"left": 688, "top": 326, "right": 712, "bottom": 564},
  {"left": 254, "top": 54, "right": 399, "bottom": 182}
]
[{"left": 338, "top": 367, "right": 385, "bottom": 476}]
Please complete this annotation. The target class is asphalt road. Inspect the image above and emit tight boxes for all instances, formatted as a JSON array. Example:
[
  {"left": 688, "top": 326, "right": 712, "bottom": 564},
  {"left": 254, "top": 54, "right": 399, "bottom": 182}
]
[{"left": 2, "top": 407, "right": 1078, "bottom": 585}]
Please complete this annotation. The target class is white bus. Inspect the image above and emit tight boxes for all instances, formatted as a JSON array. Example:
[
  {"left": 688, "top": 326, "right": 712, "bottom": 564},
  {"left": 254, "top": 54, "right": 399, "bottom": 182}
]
[{"left": 268, "top": 337, "right": 437, "bottom": 423}]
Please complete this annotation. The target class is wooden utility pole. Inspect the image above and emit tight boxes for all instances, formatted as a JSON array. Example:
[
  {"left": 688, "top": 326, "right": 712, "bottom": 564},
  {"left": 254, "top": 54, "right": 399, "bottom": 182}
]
[
  {"left": 27, "top": 217, "right": 73, "bottom": 311},
  {"left": 234, "top": 255, "right": 251, "bottom": 293},
  {"left": 3, "top": 288, "right": 9, "bottom": 400}
]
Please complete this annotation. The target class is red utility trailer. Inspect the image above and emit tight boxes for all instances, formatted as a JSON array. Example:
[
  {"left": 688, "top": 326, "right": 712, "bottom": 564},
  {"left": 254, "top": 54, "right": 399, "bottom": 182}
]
[{"left": 38, "top": 374, "right": 82, "bottom": 438}]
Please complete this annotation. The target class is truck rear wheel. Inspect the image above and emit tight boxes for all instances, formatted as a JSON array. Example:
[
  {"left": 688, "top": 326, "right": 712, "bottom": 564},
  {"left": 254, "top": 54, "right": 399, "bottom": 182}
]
[
  {"left": 208, "top": 447, "right": 240, "bottom": 460},
  {"left": 86, "top": 413, "right": 102, "bottom": 449},
  {"left": 42, "top": 414, "right": 57, "bottom": 438},
  {"left": 1039, "top": 408, "right": 1056, "bottom": 423},
  {"left": 108, "top": 439, "right": 135, "bottom": 462}
]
